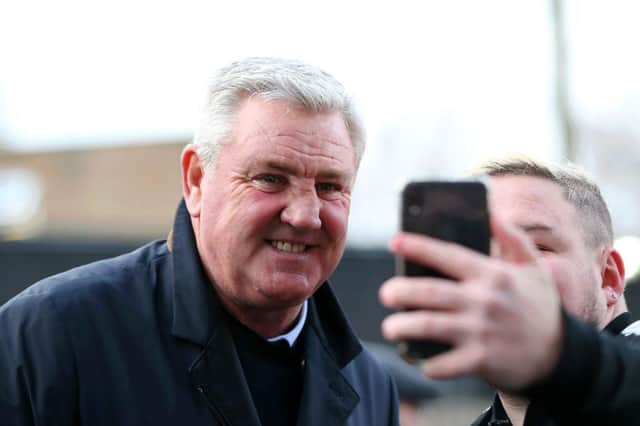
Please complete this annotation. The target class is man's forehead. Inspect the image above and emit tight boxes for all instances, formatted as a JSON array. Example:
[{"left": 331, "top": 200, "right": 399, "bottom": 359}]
[
  {"left": 489, "top": 175, "right": 576, "bottom": 226},
  {"left": 223, "top": 97, "right": 357, "bottom": 173},
  {"left": 235, "top": 98, "right": 348, "bottom": 136},
  {"left": 233, "top": 133, "right": 356, "bottom": 182},
  {"left": 489, "top": 175, "right": 564, "bottom": 201}
]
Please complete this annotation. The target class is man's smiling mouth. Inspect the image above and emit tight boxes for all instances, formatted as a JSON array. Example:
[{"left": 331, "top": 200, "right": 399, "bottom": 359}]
[{"left": 269, "top": 240, "right": 308, "bottom": 253}]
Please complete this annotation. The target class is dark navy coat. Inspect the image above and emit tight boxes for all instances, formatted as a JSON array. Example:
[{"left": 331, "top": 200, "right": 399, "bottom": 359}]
[{"left": 0, "top": 202, "right": 399, "bottom": 426}]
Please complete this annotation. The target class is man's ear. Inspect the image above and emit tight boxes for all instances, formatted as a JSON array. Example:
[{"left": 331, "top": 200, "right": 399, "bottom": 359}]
[
  {"left": 602, "top": 247, "right": 626, "bottom": 307},
  {"left": 181, "top": 144, "right": 204, "bottom": 218}
]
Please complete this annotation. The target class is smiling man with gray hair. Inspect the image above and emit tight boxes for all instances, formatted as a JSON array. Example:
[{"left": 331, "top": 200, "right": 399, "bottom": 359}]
[{"left": 0, "top": 57, "right": 399, "bottom": 426}]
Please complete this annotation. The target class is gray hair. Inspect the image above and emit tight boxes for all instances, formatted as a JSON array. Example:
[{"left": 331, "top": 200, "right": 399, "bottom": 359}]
[
  {"left": 193, "top": 57, "right": 365, "bottom": 169},
  {"left": 476, "top": 158, "right": 614, "bottom": 248}
]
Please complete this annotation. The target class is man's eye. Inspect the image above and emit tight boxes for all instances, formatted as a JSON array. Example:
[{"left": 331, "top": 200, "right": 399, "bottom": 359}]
[
  {"left": 256, "top": 175, "right": 282, "bottom": 183},
  {"left": 536, "top": 244, "right": 553, "bottom": 253},
  {"left": 253, "top": 175, "right": 286, "bottom": 188},
  {"left": 316, "top": 182, "right": 341, "bottom": 193}
]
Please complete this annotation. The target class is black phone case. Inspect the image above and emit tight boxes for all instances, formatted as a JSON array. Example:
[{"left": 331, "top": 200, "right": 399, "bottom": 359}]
[{"left": 398, "top": 181, "right": 490, "bottom": 359}]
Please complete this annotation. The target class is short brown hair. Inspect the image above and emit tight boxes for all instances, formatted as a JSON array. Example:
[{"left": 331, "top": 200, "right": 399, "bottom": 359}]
[{"left": 476, "top": 158, "right": 614, "bottom": 248}]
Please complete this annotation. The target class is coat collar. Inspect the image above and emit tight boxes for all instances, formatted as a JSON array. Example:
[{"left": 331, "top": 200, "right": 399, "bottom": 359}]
[
  {"left": 187, "top": 285, "right": 363, "bottom": 426},
  {"left": 170, "top": 200, "right": 224, "bottom": 346},
  {"left": 306, "top": 284, "right": 362, "bottom": 368},
  {"left": 188, "top": 297, "right": 362, "bottom": 426},
  {"left": 604, "top": 312, "right": 633, "bottom": 335}
]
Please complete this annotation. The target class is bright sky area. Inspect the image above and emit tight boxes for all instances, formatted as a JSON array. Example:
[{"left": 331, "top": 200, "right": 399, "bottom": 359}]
[{"left": 0, "top": 1, "right": 639, "bottom": 262}]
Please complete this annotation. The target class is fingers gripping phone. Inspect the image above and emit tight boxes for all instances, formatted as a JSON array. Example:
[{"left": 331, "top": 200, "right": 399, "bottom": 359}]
[{"left": 397, "top": 180, "right": 491, "bottom": 359}]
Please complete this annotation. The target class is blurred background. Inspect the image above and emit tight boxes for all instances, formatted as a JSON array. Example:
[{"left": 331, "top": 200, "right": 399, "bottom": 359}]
[{"left": 2, "top": 1, "right": 640, "bottom": 424}]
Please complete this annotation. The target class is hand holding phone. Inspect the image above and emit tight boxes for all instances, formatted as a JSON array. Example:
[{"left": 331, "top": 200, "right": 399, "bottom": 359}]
[{"left": 397, "top": 180, "right": 491, "bottom": 359}]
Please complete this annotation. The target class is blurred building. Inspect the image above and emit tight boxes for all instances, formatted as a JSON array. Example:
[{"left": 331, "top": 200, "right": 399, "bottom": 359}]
[{"left": 0, "top": 141, "right": 185, "bottom": 240}]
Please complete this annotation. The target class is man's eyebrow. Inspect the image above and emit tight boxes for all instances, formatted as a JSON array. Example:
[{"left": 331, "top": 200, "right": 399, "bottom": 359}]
[
  {"left": 263, "top": 160, "right": 296, "bottom": 174},
  {"left": 317, "top": 169, "right": 351, "bottom": 180},
  {"left": 519, "top": 223, "right": 553, "bottom": 233},
  {"left": 261, "top": 160, "right": 351, "bottom": 181}
]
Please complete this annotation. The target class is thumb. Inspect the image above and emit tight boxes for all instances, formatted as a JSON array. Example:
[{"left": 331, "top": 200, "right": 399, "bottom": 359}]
[{"left": 491, "top": 214, "right": 539, "bottom": 264}]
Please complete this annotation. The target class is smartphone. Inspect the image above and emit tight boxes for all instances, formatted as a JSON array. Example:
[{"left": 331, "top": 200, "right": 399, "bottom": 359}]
[{"left": 397, "top": 180, "right": 491, "bottom": 359}]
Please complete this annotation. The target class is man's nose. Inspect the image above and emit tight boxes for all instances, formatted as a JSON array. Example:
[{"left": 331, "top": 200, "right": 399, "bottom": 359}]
[{"left": 281, "top": 189, "right": 322, "bottom": 230}]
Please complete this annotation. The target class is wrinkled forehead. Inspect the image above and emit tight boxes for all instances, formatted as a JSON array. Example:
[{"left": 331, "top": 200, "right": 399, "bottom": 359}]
[
  {"left": 234, "top": 98, "right": 352, "bottom": 145},
  {"left": 488, "top": 175, "right": 578, "bottom": 229},
  {"left": 226, "top": 97, "right": 358, "bottom": 178}
]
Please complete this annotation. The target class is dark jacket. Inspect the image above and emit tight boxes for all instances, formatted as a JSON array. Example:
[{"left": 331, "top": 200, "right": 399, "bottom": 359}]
[
  {"left": 0, "top": 202, "right": 399, "bottom": 426},
  {"left": 472, "top": 311, "right": 640, "bottom": 426}
]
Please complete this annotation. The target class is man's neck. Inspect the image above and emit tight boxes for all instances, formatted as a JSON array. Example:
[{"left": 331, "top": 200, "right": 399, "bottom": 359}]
[
  {"left": 221, "top": 297, "right": 304, "bottom": 339},
  {"left": 499, "top": 392, "right": 529, "bottom": 426}
]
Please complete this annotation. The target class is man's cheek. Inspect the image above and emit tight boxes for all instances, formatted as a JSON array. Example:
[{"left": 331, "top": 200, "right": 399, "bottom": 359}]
[
  {"left": 548, "top": 263, "right": 580, "bottom": 310},
  {"left": 323, "top": 205, "right": 350, "bottom": 236}
]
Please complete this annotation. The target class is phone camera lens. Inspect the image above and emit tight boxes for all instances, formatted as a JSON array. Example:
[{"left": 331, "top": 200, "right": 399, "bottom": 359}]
[{"left": 408, "top": 205, "right": 421, "bottom": 216}]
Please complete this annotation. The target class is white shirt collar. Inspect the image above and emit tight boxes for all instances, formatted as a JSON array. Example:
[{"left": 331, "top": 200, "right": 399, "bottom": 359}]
[
  {"left": 267, "top": 300, "right": 308, "bottom": 348},
  {"left": 622, "top": 320, "right": 640, "bottom": 337}
]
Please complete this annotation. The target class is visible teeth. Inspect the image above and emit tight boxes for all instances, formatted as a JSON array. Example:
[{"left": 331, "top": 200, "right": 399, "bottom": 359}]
[{"left": 271, "top": 240, "right": 306, "bottom": 253}]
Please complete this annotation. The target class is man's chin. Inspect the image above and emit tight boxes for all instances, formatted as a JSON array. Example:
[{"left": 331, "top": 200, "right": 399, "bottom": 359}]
[{"left": 256, "top": 275, "right": 322, "bottom": 305}]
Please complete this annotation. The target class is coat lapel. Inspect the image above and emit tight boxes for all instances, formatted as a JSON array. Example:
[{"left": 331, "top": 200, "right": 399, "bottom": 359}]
[
  {"left": 296, "top": 306, "right": 360, "bottom": 426},
  {"left": 189, "top": 324, "right": 261, "bottom": 426},
  {"left": 169, "top": 201, "right": 261, "bottom": 426}
]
